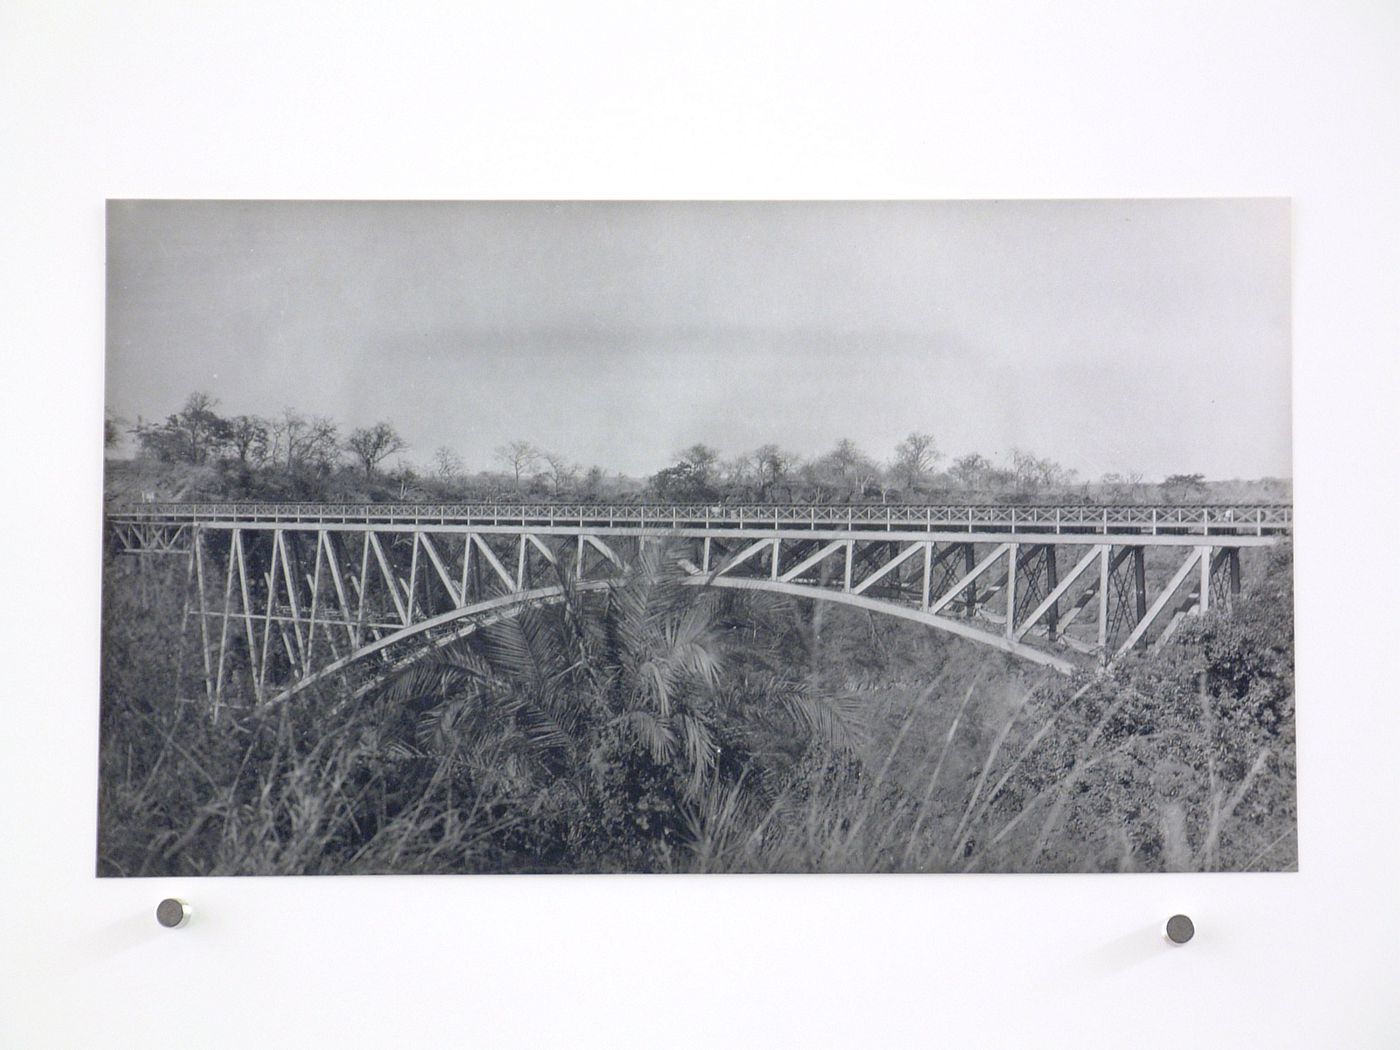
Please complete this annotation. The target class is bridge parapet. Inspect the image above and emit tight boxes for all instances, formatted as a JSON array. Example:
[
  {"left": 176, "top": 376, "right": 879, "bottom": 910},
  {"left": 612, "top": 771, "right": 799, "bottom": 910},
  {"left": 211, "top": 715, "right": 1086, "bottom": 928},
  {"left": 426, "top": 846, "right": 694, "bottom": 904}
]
[{"left": 109, "top": 501, "right": 1292, "bottom": 537}]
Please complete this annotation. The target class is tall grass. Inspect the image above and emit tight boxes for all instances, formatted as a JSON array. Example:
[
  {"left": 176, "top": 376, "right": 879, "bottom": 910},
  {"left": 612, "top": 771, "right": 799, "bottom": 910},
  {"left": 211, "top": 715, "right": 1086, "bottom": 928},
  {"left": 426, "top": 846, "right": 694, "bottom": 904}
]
[{"left": 97, "top": 545, "right": 1297, "bottom": 875}]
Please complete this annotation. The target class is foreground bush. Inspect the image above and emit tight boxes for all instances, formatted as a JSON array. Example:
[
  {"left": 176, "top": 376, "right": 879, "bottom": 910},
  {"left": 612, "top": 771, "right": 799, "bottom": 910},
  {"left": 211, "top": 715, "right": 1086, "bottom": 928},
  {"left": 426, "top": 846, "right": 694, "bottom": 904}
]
[{"left": 98, "top": 546, "right": 1295, "bottom": 875}]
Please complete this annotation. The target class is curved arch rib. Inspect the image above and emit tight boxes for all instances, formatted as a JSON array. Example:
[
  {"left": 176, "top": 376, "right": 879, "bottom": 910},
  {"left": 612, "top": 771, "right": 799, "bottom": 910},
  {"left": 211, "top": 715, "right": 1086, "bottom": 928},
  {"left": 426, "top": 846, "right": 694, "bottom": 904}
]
[
  {"left": 266, "top": 565, "right": 1076, "bottom": 707},
  {"left": 266, "top": 580, "right": 613, "bottom": 706},
  {"left": 685, "top": 575, "right": 1076, "bottom": 674}
]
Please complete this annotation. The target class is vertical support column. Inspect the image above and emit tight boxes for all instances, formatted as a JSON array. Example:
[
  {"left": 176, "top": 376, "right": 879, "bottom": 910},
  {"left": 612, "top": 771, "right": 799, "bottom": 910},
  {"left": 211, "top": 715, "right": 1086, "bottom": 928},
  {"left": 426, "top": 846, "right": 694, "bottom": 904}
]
[
  {"left": 356, "top": 529, "right": 372, "bottom": 647},
  {"left": 1198, "top": 545, "right": 1212, "bottom": 614},
  {"left": 215, "top": 530, "right": 237, "bottom": 709},
  {"left": 459, "top": 530, "right": 474, "bottom": 604},
  {"left": 771, "top": 538, "right": 780, "bottom": 581},
  {"left": 1132, "top": 546, "right": 1148, "bottom": 625},
  {"left": 259, "top": 529, "right": 281, "bottom": 691},
  {"left": 305, "top": 529, "right": 325, "bottom": 670},
  {"left": 278, "top": 530, "right": 306, "bottom": 670},
  {"left": 576, "top": 534, "right": 585, "bottom": 579},
  {"left": 233, "top": 529, "right": 263, "bottom": 704},
  {"left": 178, "top": 533, "right": 196, "bottom": 660},
  {"left": 193, "top": 527, "right": 214, "bottom": 708},
  {"left": 843, "top": 540, "right": 854, "bottom": 591},
  {"left": 1004, "top": 544, "right": 1019, "bottom": 638},
  {"left": 1227, "top": 547, "right": 1241, "bottom": 604},
  {"left": 922, "top": 542, "right": 933, "bottom": 611},
  {"left": 702, "top": 535, "right": 712, "bottom": 574},
  {"left": 407, "top": 531, "right": 421, "bottom": 624},
  {"left": 1097, "top": 544, "right": 1111, "bottom": 657},
  {"left": 1043, "top": 545, "right": 1059, "bottom": 641},
  {"left": 516, "top": 535, "right": 528, "bottom": 590},
  {"left": 964, "top": 544, "right": 977, "bottom": 618}
]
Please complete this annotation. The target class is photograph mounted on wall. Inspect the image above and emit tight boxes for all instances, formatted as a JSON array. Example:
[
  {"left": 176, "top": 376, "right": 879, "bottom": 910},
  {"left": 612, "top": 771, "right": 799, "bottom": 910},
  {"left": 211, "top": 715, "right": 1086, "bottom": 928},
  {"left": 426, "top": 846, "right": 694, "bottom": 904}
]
[{"left": 100, "top": 200, "right": 1295, "bottom": 876}]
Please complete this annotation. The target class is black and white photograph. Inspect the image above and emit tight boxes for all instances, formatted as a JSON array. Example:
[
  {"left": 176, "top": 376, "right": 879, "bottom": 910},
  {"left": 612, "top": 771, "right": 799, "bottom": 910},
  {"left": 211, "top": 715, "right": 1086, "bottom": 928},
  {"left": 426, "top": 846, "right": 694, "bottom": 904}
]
[{"left": 99, "top": 198, "right": 1295, "bottom": 876}]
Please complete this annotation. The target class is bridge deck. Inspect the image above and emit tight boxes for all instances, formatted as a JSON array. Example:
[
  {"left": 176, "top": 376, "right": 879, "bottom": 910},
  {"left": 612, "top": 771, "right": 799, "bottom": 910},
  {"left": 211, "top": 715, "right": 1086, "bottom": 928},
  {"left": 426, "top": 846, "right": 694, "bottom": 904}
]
[{"left": 109, "top": 501, "right": 1292, "bottom": 537}]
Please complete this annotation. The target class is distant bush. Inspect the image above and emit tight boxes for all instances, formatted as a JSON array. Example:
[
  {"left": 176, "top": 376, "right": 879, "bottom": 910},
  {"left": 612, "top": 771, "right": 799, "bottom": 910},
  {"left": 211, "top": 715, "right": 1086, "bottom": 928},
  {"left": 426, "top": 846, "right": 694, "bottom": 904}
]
[{"left": 112, "top": 390, "right": 1291, "bottom": 507}]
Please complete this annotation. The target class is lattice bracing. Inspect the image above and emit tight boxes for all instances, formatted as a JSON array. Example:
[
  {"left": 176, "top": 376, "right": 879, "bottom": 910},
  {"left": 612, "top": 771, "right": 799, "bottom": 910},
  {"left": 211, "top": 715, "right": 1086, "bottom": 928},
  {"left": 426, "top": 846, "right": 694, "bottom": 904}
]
[{"left": 106, "top": 502, "right": 1290, "bottom": 706}]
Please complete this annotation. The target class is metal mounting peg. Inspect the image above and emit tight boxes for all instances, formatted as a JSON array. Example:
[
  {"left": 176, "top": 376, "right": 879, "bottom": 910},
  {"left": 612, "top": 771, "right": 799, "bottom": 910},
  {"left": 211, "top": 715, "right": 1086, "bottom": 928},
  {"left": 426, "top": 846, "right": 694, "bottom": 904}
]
[
  {"left": 1163, "top": 914, "right": 1194, "bottom": 945},
  {"left": 155, "top": 898, "right": 192, "bottom": 929}
]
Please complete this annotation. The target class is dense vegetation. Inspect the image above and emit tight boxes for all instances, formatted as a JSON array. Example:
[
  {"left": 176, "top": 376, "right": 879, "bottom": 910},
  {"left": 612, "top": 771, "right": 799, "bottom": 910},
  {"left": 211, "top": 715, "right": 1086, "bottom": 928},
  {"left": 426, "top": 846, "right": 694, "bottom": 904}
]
[
  {"left": 97, "top": 537, "right": 1295, "bottom": 876},
  {"left": 107, "top": 392, "right": 1292, "bottom": 506},
  {"left": 99, "top": 391, "right": 1295, "bottom": 874}
]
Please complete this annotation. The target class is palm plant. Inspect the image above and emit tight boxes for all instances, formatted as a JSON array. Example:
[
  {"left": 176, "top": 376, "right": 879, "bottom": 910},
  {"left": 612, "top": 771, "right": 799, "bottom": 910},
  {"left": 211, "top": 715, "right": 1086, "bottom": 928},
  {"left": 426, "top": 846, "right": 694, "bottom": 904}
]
[{"left": 363, "top": 538, "right": 865, "bottom": 869}]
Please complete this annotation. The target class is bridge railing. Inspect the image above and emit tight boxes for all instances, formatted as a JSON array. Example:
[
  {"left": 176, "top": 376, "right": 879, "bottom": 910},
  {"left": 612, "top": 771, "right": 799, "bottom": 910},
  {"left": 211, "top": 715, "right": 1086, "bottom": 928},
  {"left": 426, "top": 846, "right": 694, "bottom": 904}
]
[{"left": 106, "top": 501, "right": 1293, "bottom": 535}]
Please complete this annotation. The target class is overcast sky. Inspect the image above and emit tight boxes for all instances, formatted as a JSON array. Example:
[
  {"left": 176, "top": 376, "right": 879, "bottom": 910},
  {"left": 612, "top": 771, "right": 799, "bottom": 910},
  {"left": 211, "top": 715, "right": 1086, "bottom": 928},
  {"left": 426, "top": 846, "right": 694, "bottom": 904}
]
[{"left": 106, "top": 199, "right": 1291, "bottom": 481}]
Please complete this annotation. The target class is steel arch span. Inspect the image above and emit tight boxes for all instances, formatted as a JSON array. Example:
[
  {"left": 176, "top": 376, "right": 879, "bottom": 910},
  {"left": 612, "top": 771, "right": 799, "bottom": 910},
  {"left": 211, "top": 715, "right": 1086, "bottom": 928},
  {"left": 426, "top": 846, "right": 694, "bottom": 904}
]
[{"left": 106, "top": 502, "right": 1290, "bottom": 706}]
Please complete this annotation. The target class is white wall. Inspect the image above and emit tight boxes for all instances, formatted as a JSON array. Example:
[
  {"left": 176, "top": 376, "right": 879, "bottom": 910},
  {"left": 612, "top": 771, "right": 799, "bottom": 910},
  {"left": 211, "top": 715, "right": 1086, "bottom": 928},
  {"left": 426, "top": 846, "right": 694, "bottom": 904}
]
[{"left": 1, "top": 4, "right": 1397, "bottom": 1046}]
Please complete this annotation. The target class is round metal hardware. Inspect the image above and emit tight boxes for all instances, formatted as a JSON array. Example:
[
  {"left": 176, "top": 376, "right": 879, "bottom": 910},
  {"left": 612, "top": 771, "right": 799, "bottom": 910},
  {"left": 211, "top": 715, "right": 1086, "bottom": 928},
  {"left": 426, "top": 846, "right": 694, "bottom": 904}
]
[
  {"left": 156, "top": 898, "right": 191, "bottom": 929},
  {"left": 1163, "top": 914, "right": 1194, "bottom": 945}
]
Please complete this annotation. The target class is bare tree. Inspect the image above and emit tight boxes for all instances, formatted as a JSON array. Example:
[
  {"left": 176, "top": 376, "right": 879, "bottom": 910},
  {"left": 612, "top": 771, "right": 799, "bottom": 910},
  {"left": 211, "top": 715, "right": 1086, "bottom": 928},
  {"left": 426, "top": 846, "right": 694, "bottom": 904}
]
[
  {"left": 1125, "top": 470, "right": 1146, "bottom": 502},
  {"left": 129, "top": 392, "right": 230, "bottom": 464},
  {"left": 345, "top": 421, "right": 407, "bottom": 478},
  {"left": 174, "top": 392, "right": 227, "bottom": 464},
  {"left": 1010, "top": 449, "right": 1045, "bottom": 494},
  {"left": 826, "top": 437, "right": 862, "bottom": 479},
  {"left": 719, "top": 452, "right": 757, "bottom": 493},
  {"left": 821, "top": 437, "right": 880, "bottom": 498},
  {"left": 950, "top": 452, "right": 991, "bottom": 490},
  {"left": 676, "top": 444, "right": 720, "bottom": 484},
  {"left": 432, "top": 446, "right": 464, "bottom": 481},
  {"left": 892, "top": 431, "right": 940, "bottom": 491},
  {"left": 304, "top": 416, "right": 341, "bottom": 470},
  {"left": 227, "top": 415, "right": 270, "bottom": 466},
  {"left": 388, "top": 458, "right": 422, "bottom": 500},
  {"left": 494, "top": 440, "right": 542, "bottom": 491},
  {"left": 269, "top": 409, "right": 341, "bottom": 472},
  {"left": 753, "top": 444, "right": 795, "bottom": 498},
  {"left": 1010, "top": 448, "right": 1076, "bottom": 495},
  {"left": 270, "top": 409, "right": 307, "bottom": 470},
  {"left": 541, "top": 450, "right": 579, "bottom": 496},
  {"left": 875, "top": 465, "right": 898, "bottom": 504}
]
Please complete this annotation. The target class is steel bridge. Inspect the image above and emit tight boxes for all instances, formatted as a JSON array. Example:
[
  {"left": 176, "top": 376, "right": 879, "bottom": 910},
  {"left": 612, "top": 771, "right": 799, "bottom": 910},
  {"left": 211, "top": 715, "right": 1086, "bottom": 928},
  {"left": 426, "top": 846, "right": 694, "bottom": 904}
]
[{"left": 107, "top": 501, "right": 1292, "bottom": 706}]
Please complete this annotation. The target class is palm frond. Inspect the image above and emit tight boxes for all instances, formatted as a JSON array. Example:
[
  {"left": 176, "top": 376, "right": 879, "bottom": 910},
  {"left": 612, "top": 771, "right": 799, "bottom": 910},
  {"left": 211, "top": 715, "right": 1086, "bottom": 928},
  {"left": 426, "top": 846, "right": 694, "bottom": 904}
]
[
  {"left": 666, "top": 603, "right": 724, "bottom": 687},
  {"left": 640, "top": 659, "right": 674, "bottom": 718},
  {"left": 494, "top": 686, "right": 577, "bottom": 759},
  {"left": 748, "top": 676, "right": 866, "bottom": 753},
  {"left": 376, "top": 654, "right": 486, "bottom": 710},
  {"left": 546, "top": 561, "right": 608, "bottom": 676},
  {"left": 479, "top": 604, "right": 560, "bottom": 689},
  {"left": 613, "top": 709, "right": 677, "bottom": 764},
  {"left": 676, "top": 711, "right": 719, "bottom": 797}
]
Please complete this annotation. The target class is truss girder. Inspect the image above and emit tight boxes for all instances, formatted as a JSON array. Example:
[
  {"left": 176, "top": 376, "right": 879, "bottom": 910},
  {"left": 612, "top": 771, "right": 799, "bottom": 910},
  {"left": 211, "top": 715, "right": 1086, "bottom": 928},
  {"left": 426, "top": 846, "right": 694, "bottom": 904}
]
[{"left": 111, "top": 514, "right": 1284, "bottom": 705}]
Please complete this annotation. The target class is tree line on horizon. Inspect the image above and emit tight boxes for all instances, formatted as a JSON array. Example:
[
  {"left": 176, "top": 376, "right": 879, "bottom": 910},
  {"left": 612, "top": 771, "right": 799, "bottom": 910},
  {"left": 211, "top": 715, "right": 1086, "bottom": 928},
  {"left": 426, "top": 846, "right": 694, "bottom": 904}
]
[{"left": 107, "top": 391, "right": 1281, "bottom": 505}]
